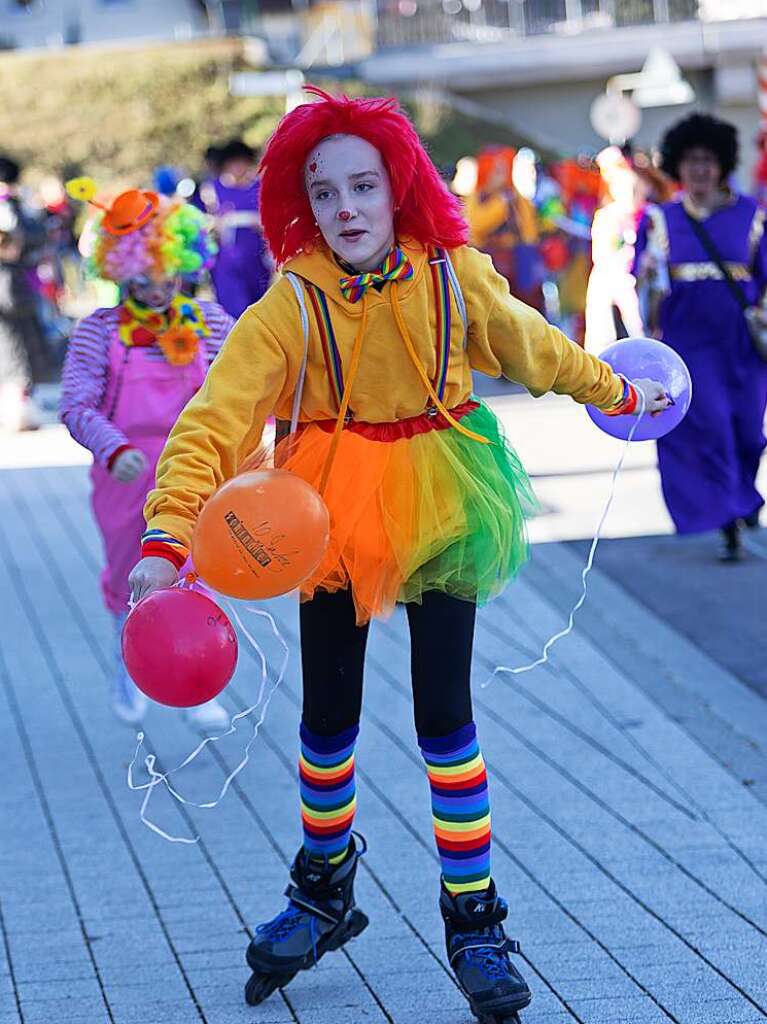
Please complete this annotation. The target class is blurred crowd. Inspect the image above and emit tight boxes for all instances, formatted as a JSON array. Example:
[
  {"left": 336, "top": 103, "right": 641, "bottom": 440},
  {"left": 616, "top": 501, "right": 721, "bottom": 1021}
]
[
  {"left": 451, "top": 142, "right": 678, "bottom": 349},
  {"left": 0, "top": 154, "right": 78, "bottom": 429},
  {"left": 1, "top": 123, "right": 764, "bottom": 441},
  {"left": 0, "top": 139, "right": 275, "bottom": 432}
]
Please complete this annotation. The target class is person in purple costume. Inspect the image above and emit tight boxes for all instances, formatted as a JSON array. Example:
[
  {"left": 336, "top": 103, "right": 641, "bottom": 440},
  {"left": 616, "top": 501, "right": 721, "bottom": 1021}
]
[
  {"left": 635, "top": 113, "right": 767, "bottom": 561},
  {"left": 197, "top": 140, "right": 272, "bottom": 318}
]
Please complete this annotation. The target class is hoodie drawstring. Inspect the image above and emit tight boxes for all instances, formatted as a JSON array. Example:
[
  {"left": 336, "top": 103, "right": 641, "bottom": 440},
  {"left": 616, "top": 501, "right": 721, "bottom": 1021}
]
[{"left": 389, "top": 282, "right": 491, "bottom": 447}]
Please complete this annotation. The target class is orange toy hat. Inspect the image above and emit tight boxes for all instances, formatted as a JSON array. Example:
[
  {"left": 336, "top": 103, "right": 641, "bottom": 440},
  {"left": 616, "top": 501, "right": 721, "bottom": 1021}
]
[{"left": 66, "top": 177, "right": 159, "bottom": 235}]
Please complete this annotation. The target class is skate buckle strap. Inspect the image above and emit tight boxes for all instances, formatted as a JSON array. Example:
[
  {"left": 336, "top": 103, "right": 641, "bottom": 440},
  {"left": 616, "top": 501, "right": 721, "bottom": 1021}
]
[
  {"left": 285, "top": 885, "right": 342, "bottom": 927},
  {"left": 504, "top": 938, "right": 522, "bottom": 956},
  {"left": 445, "top": 898, "right": 508, "bottom": 931}
]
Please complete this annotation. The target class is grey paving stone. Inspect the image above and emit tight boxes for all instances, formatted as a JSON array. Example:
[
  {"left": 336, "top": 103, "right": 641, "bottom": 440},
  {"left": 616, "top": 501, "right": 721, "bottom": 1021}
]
[
  {"left": 293, "top": 1010, "right": 391, "bottom": 1024},
  {"left": 18, "top": 995, "right": 111, "bottom": 1024},
  {"left": 4, "top": 465, "right": 767, "bottom": 1024},
  {"left": 15, "top": 977, "right": 104, "bottom": 1004},
  {"left": 202, "top": 1014, "right": 295, "bottom": 1024},
  {"left": 386, "top": 1014, "right": 477, "bottom": 1024},
  {"left": 554, "top": 1000, "right": 653, "bottom": 1024}
]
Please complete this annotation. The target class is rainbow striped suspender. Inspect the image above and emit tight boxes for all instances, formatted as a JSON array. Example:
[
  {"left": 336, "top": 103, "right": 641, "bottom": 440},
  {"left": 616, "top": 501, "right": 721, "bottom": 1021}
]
[
  {"left": 428, "top": 246, "right": 452, "bottom": 403},
  {"left": 305, "top": 282, "right": 345, "bottom": 411}
]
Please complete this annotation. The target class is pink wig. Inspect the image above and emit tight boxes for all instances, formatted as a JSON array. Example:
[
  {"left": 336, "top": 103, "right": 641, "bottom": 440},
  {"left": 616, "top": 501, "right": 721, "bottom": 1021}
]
[
  {"left": 88, "top": 197, "right": 215, "bottom": 283},
  {"left": 259, "top": 87, "right": 468, "bottom": 265}
]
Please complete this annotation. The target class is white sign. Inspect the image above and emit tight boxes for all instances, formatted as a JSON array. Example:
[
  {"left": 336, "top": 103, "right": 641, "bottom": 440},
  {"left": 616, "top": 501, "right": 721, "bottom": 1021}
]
[
  {"left": 632, "top": 49, "right": 695, "bottom": 108},
  {"left": 590, "top": 92, "right": 642, "bottom": 144},
  {"left": 607, "top": 49, "right": 696, "bottom": 110},
  {"left": 229, "top": 69, "right": 305, "bottom": 98}
]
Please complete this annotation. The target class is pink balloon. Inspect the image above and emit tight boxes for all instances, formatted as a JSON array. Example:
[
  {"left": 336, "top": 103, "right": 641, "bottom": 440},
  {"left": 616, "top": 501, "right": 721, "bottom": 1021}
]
[
  {"left": 122, "top": 588, "right": 238, "bottom": 707},
  {"left": 587, "top": 337, "right": 692, "bottom": 441}
]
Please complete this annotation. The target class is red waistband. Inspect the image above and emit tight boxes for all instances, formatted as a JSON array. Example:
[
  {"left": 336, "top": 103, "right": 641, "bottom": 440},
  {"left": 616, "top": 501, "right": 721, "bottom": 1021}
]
[{"left": 311, "top": 400, "right": 480, "bottom": 442}]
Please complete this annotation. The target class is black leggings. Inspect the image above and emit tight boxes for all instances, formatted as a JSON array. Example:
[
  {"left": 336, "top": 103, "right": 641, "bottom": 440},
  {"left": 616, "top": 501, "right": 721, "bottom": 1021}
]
[{"left": 300, "top": 588, "right": 476, "bottom": 738}]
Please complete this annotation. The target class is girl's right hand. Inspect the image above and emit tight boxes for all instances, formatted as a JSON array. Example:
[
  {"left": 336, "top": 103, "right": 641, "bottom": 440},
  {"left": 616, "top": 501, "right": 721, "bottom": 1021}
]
[{"left": 129, "top": 556, "right": 179, "bottom": 604}]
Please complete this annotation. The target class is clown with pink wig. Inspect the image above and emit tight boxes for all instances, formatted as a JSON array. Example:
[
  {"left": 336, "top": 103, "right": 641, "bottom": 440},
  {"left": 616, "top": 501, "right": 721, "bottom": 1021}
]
[
  {"left": 128, "top": 90, "right": 670, "bottom": 1018},
  {"left": 60, "top": 178, "right": 234, "bottom": 727}
]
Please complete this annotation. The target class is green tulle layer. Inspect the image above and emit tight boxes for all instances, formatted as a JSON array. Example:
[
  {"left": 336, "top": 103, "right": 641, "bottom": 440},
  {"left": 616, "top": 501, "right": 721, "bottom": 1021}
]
[{"left": 399, "top": 401, "right": 538, "bottom": 607}]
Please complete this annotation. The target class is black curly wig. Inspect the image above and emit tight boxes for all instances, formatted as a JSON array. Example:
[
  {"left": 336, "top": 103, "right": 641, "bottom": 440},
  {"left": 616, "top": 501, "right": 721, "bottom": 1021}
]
[
  {"left": 660, "top": 113, "right": 738, "bottom": 183},
  {"left": 0, "top": 154, "right": 20, "bottom": 185}
]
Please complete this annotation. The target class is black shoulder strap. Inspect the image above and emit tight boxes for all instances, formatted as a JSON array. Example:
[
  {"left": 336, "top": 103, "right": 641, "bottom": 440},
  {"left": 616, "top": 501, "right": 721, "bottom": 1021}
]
[{"left": 683, "top": 207, "right": 749, "bottom": 312}]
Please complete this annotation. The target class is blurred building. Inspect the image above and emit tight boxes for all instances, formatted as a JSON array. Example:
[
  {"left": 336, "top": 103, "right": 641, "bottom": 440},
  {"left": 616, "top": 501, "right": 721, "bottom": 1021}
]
[
  {"left": 358, "top": 0, "right": 767, "bottom": 180},
  {"left": 0, "top": 0, "right": 212, "bottom": 48},
  {"left": 4, "top": 1, "right": 767, "bottom": 181},
  {"left": 0, "top": 1, "right": 373, "bottom": 67}
]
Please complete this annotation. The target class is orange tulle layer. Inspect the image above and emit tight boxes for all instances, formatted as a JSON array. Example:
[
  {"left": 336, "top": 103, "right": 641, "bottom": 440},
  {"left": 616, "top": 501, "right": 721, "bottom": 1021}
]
[{"left": 267, "top": 401, "right": 536, "bottom": 625}]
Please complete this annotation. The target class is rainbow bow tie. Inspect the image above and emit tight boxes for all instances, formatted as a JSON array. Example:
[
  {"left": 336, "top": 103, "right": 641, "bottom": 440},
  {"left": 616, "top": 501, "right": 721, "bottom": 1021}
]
[{"left": 339, "top": 247, "right": 414, "bottom": 303}]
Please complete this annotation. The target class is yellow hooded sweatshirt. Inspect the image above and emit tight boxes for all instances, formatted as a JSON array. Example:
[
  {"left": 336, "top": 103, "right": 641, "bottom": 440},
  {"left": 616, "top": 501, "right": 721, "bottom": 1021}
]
[{"left": 143, "top": 241, "right": 624, "bottom": 549}]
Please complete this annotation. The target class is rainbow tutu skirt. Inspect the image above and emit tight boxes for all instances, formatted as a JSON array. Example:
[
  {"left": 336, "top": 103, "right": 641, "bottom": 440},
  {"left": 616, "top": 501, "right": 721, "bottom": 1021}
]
[{"left": 277, "top": 399, "right": 536, "bottom": 624}]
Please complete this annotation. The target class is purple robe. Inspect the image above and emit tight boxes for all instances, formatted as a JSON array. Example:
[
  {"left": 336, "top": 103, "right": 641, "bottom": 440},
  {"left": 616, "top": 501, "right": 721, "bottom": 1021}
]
[
  {"left": 197, "top": 178, "right": 271, "bottom": 319},
  {"left": 634, "top": 195, "right": 767, "bottom": 533}
]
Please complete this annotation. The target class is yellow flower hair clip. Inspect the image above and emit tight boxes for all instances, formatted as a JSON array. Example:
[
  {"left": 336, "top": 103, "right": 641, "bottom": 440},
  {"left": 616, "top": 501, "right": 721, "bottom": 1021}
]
[{"left": 65, "top": 177, "right": 99, "bottom": 202}]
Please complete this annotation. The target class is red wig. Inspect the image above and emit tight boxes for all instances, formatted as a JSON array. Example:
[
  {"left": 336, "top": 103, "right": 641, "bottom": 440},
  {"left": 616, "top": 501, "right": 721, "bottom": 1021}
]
[{"left": 259, "top": 87, "right": 468, "bottom": 265}]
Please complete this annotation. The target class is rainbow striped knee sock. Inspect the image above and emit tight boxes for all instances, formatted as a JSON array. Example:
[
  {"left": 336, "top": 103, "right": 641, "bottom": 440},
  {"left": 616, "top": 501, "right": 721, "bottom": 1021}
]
[
  {"left": 419, "top": 722, "right": 491, "bottom": 894},
  {"left": 299, "top": 722, "right": 358, "bottom": 864}
]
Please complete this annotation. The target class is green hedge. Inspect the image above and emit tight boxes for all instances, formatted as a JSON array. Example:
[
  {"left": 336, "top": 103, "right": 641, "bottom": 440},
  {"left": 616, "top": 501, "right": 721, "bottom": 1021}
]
[
  {"left": 0, "top": 39, "right": 285, "bottom": 184},
  {"left": 0, "top": 38, "right": 525, "bottom": 185}
]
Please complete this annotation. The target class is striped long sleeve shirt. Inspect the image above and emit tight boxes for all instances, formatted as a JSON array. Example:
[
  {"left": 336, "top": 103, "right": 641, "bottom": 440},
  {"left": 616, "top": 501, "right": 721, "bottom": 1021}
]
[{"left": 59, "top": 300, "right": 234, "bottom": 466}]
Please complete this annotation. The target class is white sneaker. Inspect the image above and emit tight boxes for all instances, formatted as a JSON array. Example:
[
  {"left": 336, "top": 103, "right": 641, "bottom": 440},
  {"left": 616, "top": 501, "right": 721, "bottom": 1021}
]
[
  {"left": 112, "top": 670, "right": 148, "bottom": 725},
  {"left": 18, "top": 395, "right": 44, "bottom": 431},
  {"left": 0, "top": 382, "right": 26, "bottom": 431},
  {"left": 185, "top": 698, "right": 230, "bottom": 731}
]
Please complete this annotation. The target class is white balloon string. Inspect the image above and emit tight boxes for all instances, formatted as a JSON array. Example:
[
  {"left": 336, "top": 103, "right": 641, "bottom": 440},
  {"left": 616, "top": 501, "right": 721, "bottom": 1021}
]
[
  {"left": 126, "top": 588, "right": 290, "bottom": 843},
  {"left": 483, "top": 386, "right": 647, "bottom": 687},
  {"left": 129, "top": 741, "right": 198, "bottom": 845}
]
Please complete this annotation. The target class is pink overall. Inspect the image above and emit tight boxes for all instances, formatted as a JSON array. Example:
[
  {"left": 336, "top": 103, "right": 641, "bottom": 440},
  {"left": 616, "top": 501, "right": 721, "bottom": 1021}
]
[{"left": 91, "top": 335, "right": 207, "bottom": 615}]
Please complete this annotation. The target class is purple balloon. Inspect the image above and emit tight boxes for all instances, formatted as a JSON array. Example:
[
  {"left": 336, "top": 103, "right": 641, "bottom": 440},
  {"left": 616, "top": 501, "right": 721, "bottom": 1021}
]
[{"left": 587, "top": 337, "right": 692, "bottom": 441}]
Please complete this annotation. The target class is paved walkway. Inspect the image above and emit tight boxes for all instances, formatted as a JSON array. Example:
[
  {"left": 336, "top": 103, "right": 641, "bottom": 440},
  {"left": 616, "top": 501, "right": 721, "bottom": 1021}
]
[{"left": 1, "top": 407, "right": 767, "bottom": 1024}]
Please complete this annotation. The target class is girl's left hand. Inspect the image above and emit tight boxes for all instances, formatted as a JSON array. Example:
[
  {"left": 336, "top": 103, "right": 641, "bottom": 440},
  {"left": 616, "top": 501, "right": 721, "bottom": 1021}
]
[{"left": 632, "top": 378, "right": 672, "bottom": 416}]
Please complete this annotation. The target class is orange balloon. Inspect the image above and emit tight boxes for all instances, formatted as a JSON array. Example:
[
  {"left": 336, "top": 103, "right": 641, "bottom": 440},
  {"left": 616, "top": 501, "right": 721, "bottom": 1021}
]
[{"left": 192, "top": 469, "right": 330, "bottom": 600}]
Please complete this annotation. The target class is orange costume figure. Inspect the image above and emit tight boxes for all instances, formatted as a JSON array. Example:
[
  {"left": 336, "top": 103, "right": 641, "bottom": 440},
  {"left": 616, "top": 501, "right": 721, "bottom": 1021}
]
[{"left": 463, "top": 147, "right": 543, "bottom": 311}]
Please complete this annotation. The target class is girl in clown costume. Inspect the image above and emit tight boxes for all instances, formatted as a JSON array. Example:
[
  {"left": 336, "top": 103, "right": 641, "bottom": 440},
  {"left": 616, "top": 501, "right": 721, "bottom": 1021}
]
[
  {"left": 60, "top": 180, "right": 234, "bottom": 726},
  {"left": 129, "top": 92, "right": 669, "bottom": 1020}
]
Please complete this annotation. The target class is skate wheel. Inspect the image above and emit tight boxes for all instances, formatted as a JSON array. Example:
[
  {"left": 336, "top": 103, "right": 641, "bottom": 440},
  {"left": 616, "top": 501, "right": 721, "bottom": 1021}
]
[{"left": 245, "top": 970, "right": 292, "bottom": 1006}]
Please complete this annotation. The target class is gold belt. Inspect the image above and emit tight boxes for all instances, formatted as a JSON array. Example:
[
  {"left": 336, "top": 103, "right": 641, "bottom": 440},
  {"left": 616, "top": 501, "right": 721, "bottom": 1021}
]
[{"left": 670, "top": 261, "right": 751, "bottom": 283}]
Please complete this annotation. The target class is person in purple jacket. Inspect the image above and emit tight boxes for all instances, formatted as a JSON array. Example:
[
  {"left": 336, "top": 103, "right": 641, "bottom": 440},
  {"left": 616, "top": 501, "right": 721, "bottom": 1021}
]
[
  {"left": 196, "top": 140, "right": 273, "bottom": 318},
  {"left": 635, "top": 113, "right": 767, "bottom": 561}
]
